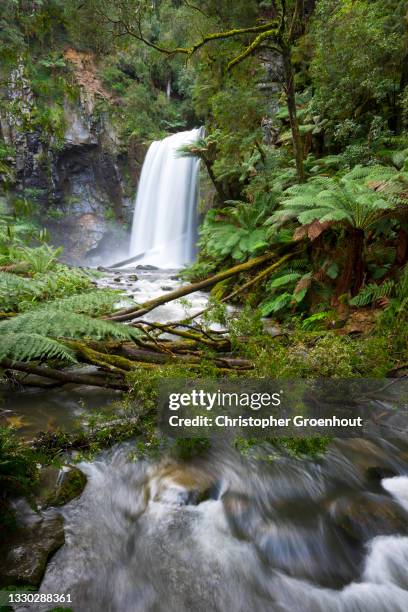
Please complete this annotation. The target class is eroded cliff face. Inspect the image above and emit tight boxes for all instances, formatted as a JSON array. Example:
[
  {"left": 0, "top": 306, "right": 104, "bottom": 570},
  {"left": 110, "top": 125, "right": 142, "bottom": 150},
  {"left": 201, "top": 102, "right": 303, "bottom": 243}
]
[{"left": 0, "top": 50, "right": 145, "bottom": 264}]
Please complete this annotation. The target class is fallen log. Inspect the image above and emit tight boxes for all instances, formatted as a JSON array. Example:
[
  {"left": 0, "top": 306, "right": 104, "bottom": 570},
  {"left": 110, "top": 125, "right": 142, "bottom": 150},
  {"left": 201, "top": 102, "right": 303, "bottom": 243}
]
[
  {"left": 180, "top": 252, "right": 295, "bottom": 323},
  {"left": 132, "top": 321, "right": 230, "bottom": 349},
  {"left": 30, "top": 416, "right": 144, "bottom": 454},
  {"left": 66, "top": 339, "right": 253, "bottom": 371},
  {"left": 121, "top": 344, "right": 253, "bottom": 370},
  {"left": 0, "top": 359, "right": 128, "bottom": 390},
  {"left": 223, "top": 253, "right": 294, "bottom": 302},
  {"left": 107, "top": 252, "right": 283, "bottom": 322}
]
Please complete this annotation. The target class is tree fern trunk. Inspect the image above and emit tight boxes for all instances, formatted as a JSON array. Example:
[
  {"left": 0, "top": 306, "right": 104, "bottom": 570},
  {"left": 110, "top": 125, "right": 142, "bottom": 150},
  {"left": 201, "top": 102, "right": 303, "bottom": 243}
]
[
  {"left": 396, "top": 227, "right": 408, "bottom": 266},
  {"left": 335, "top": 228, "right": 365, "bottom": 300}
]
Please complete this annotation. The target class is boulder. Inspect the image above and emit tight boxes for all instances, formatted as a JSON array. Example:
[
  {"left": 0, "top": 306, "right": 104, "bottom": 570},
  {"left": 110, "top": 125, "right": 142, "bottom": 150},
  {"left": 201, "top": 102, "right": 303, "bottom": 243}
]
[
  {"left": 330, "top": 492, "right": 408, "bottom": 542},
  {"left": 0, "top": 502, "right": 64, "bottom": 587}
]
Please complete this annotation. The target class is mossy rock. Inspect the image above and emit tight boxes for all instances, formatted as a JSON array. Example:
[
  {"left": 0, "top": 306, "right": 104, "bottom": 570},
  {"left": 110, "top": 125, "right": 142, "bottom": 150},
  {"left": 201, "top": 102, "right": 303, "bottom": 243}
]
[
  {"left": 0, "top": 504, "right": 64, "bottom": 587},
  {"left": 46, "top": 467, "right": 87, "bottom": 507},
  {"left": 36, "top": 466, "right": 87, "bottom": 508}
]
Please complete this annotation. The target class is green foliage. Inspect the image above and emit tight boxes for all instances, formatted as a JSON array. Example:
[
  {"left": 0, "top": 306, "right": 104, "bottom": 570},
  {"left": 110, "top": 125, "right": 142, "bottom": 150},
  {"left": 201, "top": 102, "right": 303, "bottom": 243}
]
[
  {"left": 198, "top": 202, "right": 270, "bottom": 263},
  {"left": 40, "top": 289, "right": 132, "bottom": 316},
  {"left": 180, "top": 261, "right": 217, "bottom": 282},
  {"left": 0, "top": 333, "right": 76, "bottom": 364},
  {"left": 349, "top": 281, "right": 396, "bottom": 307},
  {"left": 350, "top": 264, "right": 407, "bottom": 317},
  {"left": 0, "top": 308, "right": 140, "bottom": 342},
  {"left": 310, "top": 0, "right": 405, "bottom": 137},
  {"left": 0, "top": 267, "right": 95, "bottom": 312},
  {"left": 270, "top": 173, "right": 394, "bottom": 230},
  {"left": 15, "top": 244, "right": 63, "bottom": 273}
]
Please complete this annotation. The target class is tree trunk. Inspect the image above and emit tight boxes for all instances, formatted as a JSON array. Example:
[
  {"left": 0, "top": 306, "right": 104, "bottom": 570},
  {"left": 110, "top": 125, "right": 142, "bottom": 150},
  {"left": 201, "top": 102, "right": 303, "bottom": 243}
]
[
  {"left": 203, "top": 157, "right": 227, "bottom": 202},
  {"left": 335, "top": 228, "right": 365, "bottom": 299},
  {"left": 282, "top": 48, "right": 305, "bottom": 183}
]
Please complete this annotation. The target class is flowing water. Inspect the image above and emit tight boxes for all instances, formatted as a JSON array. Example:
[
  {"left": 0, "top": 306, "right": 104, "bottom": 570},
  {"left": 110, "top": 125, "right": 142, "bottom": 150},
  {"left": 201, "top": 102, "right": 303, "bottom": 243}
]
[
  {"left": 4, "top": 269, "right": 408, "bottom": 612},
  {"left": 128, "top": 128, "right": 203, "bottom": 268},
  {"left": 32, "top": 438, "right": 408, "bottom": 612}
]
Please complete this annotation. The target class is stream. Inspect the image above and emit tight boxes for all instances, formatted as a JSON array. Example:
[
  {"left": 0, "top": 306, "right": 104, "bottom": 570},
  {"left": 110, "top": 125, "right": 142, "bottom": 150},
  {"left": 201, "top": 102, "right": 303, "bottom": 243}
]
[{"left": 4, "top": 269, "right": 408, "bottom": 612}]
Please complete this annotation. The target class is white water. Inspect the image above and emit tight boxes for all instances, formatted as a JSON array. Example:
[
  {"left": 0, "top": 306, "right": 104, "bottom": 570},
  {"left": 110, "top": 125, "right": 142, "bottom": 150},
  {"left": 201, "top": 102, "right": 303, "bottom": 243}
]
[
  {"left": 24, "top": 430, "right": 408, "bottom": 612},
  {"left": 128, "top": 128, "right": 203, "bottom": 268}
]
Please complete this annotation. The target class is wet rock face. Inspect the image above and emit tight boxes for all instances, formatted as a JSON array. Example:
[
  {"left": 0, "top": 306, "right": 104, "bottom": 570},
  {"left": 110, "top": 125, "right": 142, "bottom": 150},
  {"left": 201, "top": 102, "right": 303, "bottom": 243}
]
[
  {"left": 1, "top": 54, "right": 138, "bottom": 264},
  {"left": 45, "top": 104, "right": 131, "bottom": 264}
]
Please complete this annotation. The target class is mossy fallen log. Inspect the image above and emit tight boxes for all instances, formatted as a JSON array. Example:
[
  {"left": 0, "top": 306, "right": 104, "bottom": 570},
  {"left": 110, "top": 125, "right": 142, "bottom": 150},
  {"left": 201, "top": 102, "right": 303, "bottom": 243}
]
[
  {"left": 0, "top": 358, "right": 128, "bottom": 390},
  {"left": 107, "top": 252, "right": 284, "bottom": 322}
]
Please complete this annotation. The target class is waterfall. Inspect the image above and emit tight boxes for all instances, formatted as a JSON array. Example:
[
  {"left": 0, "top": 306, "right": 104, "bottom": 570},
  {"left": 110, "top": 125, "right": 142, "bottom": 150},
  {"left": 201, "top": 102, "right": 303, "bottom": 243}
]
[{"left": 128, "top": 127, "right": 203, "bottom": 268}]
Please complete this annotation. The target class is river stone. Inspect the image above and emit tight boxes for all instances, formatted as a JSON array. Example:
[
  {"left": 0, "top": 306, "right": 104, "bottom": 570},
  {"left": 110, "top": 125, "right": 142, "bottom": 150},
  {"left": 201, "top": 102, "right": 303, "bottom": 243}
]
[
  {"left": 0, "top": 504, "right": 64, "bottom": 587},
  {"left": 127, "top": 274, "right": 138, "bottom": 281},
  {"left": 330, "top": 438, "right": 397, "bottom": 480},
  {"left": 148, "top": 461, "right": 215, "bottom": 506},
  {"left": 329, "top": 492, "right": 408, "bottom": 542}
]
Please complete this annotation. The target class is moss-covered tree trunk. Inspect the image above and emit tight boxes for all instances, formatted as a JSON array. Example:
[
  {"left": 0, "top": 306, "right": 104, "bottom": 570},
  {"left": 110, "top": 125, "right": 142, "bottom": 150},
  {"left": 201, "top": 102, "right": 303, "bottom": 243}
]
[{"left": 282, "top": 47, "right": 305, "bottom": 183}]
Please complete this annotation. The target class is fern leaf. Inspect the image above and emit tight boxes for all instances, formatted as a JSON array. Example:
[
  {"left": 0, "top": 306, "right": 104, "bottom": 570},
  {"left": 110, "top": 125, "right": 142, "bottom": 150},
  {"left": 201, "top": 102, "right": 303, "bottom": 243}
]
[
  {"left": 0, "top": 333, "right": 76, "bottom": 363},
  {"left": 349, "top": 281, "right": 395, "bottom": 306},
  {"left": 0, "top": 310, "right": 141, "bottom": 341},
  {"left": 269, "top": 273, "right": 302, "bottom": 288},
  {"left": 260, "top": 293, "right": 293, "bottom": 316},
  {"left": 41, "top": 290, "right": 132, "bottom": 316}
]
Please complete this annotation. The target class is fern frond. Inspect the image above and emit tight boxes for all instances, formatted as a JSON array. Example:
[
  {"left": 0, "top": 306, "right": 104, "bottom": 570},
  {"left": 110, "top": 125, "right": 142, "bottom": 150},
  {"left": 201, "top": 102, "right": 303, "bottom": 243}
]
[
  {"left": 260, "top": 293, "right": 293, "bottom": 316},
  {"left": 349, "top": 280, "right": 395, "bottom": 307},
  {"left": 0, "top": 310, "right": 141, "bottom": 341},
  {"left": 42, "top": 290, "right": 133, "bottom": 316},
  {"left": 268, "top": 272, "right": 302, "bottom": 289},
  {"left": 0, "top": 333, "right": 76, "bottom": 363},
  {"left": 0, "top": 271, "right": 33, "bottom": 289}
]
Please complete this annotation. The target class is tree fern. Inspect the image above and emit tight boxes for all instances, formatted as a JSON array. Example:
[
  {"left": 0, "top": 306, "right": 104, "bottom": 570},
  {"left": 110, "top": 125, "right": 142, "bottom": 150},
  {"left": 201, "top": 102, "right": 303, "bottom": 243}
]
[
  {"left": 0, "top": 309, "right": 141, "bottom": 341},
  {"left": 0, "top": 333, "right": 76, "bottom": 364},
  {"left": 269, "top": 175, "right": 395, "bottom": 231}
]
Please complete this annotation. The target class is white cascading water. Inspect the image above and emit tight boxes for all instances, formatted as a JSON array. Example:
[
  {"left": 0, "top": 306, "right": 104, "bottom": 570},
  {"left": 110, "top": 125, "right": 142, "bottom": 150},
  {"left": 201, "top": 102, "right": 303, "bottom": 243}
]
[{"left": 128, "top": 127, "right": 204, "bottom": 268}]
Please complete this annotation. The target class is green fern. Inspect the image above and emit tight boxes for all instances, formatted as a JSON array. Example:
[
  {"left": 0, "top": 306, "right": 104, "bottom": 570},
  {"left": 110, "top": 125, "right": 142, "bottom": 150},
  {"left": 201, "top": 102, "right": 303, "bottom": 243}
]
[
  {"left": 0, "top": 309, "right": 141, "bottom": 341},
  {"left": 40, "top": 290, "right": 133, "bottom": 316},
  {"left": 260, "top": 293, "right": 293, "bottom": 316},
  {"left": 15, "top": 244, "right": 63, "bottom": 273},
  {"left": 269, "top": 174, "right": 396, "bottom": 231},
  {"left": 268, "top": 272, "right": 302, "bottom": 289},
  {"left": 0, "top": 270, "right": 33, "bottom": 289},
  {"left": 301, "top": 312, "right": 331, "bottom": 331},
  {"left": 0, "top": 333, "right": 76, "bottom": 363},
  {"left": 349, "top": 280, "right": 395, "bottom": 306}
]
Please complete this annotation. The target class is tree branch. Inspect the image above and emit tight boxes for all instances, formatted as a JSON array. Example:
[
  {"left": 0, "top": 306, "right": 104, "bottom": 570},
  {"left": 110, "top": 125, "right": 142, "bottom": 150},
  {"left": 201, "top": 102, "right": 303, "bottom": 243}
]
[
  {"left": 99, "top": 7, "right": 280, "bottom": 58},
  {"left": 227, "top": 28, "right": 282, "bottom": 71}
]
